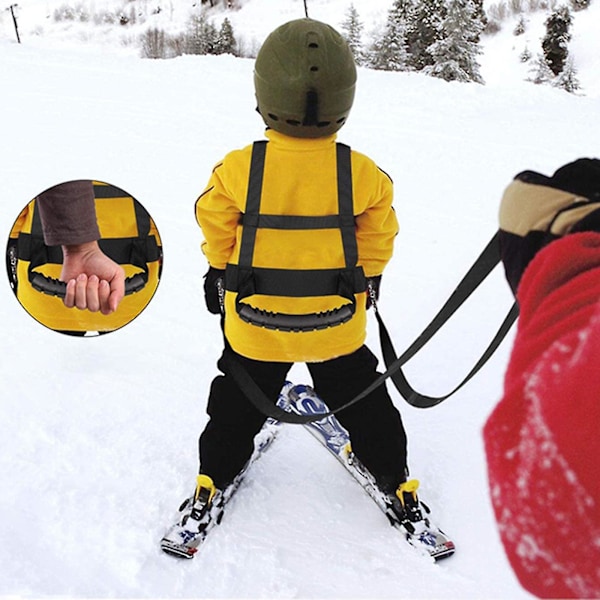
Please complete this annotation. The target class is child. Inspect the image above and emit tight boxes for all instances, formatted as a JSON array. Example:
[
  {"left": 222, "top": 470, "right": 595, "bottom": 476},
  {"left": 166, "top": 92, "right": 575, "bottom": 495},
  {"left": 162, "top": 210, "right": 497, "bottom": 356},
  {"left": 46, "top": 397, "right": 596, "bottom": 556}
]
[{"left": 162, "top": 18, "right": 449, "bottom": 559}]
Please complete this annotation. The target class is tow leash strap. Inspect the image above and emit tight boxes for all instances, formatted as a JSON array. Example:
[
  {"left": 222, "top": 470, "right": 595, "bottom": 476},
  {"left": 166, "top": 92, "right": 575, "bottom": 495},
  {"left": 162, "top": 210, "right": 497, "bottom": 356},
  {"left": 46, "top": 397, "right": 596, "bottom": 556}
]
[
  {"left": 373, "top": 231, "right": 519, "bottom": 408},
  {"left": 223, "top": 231, "right": 519, "bottom": 424}
]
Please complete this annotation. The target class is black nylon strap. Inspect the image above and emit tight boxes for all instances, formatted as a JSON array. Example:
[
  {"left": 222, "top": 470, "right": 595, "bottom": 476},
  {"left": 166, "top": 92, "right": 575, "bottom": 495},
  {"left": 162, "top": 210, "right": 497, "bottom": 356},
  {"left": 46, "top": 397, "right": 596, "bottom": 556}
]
[
  {"left": 225, "top": 264, "right": 365, "bottom": 297},
  {"left": 238, "top": 141, "right": 267, "bottom": 268},
  {"left": 374, "top": 299, "right": 518, "bottom": 408},
  {"left": 336, "top": 143, "right": 358, "bottom": 268},
  {"left": 240, "top": 214, "right": 346, "bottom": 230},
  {"left": 18, "top": 234, "right": 160, "bottom": 265},
  {"left": 91, "top": 183, "right": 129, "bottom": 198}
]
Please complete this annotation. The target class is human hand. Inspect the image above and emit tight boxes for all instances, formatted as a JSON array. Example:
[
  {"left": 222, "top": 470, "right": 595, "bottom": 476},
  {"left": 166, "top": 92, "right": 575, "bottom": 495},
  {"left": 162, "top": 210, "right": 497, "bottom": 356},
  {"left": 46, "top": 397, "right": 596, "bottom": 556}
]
[{"left": 60, "top": 241, "right": 126, "bottom": 314}]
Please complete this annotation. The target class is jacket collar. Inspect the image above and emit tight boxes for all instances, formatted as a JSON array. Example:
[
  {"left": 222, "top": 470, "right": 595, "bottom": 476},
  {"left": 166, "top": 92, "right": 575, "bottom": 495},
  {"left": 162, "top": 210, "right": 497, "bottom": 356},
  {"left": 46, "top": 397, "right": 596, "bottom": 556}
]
[{"left": 264, "top": 129, "right": 338, "bottom": 150}]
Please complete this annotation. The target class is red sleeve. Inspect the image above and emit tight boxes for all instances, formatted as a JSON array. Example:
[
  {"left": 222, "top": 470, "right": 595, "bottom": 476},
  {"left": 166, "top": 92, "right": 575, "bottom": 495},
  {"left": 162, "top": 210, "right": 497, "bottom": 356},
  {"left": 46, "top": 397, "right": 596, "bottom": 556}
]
[
  {"left": 36, "top": 180, "right": 100, "bottom": 246},
  {"left": 484, "top": 232, "right": 600, "bottom": 599}
]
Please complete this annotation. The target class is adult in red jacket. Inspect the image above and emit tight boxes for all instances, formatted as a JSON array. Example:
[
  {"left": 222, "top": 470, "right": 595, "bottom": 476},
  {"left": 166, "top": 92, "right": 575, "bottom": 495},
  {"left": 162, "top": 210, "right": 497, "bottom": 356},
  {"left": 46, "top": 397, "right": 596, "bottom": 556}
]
[{"left": 484, "top": 158, "right": 600, "bottom": 598}]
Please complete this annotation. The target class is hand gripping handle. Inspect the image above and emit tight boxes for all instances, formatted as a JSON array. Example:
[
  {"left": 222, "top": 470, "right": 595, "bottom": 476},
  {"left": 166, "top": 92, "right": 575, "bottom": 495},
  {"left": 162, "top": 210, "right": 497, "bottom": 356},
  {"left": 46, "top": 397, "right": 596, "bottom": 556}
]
[{"left": 30, "top": 272, "right": 147, "bottom": 298}]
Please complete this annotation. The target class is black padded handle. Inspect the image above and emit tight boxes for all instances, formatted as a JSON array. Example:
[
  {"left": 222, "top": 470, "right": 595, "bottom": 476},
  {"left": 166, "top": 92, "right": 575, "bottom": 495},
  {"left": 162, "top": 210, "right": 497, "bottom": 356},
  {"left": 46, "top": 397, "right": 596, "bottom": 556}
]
[
  {"left": 237, "top": 303, "right": 354, "bottom": 332},
  {"left": 30, "top": 272, "right": 146, "bottom": 298}
]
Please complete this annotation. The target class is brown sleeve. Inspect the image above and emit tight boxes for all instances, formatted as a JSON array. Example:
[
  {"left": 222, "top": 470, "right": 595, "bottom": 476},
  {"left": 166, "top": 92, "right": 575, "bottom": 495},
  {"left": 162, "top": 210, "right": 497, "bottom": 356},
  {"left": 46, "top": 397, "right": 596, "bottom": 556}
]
[{"left": 36, "top": 180, "right": 101, "bottom": 246}]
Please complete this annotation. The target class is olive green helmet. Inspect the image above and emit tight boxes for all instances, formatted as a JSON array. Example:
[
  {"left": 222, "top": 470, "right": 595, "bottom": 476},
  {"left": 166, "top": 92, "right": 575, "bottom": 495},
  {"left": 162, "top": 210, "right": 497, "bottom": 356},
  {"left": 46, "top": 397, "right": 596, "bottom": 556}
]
[{"left": 254, "top": 18, "right": 357, "bottom": 138}]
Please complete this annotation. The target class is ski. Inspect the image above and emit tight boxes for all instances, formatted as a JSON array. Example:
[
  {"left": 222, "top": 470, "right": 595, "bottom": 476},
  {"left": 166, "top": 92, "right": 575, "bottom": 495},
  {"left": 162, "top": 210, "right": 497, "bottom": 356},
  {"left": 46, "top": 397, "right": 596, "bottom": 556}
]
[
  {"left": 160, "top": 411, "right": 282, "bottom": 559},
  {"left": 281, "top": 382, "right": 455, "bottom": 561}
]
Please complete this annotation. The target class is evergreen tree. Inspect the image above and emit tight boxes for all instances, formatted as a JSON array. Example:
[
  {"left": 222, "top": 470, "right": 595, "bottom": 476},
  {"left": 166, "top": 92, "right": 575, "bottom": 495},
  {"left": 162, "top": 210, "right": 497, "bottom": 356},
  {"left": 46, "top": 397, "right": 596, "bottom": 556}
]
[
  {"left": 423, "top": 0, "right": 484, "bottom": 83},
  {"left": 408, "top": 0, "right": 447, "bottom": 71},
  {"left": 368, "top": 1, "right": 409, "bottom": 71},
  {"left": 528, "top": 53, "right": 556, "bottom": 85},
  {"left": 469, "top": 0, "right": 487, "bottom": 43},
  {"left": 184, "top": 11, "right": 217, "bottom": 55},
  {"left": 520, "top": 45, "right": 532, "bottom": 63},
  {"left": 215, "top": 17, "right": 237, "bottom": 55},
  {"left": 513, "top": 15, "right": 526, "bottom": 36},
  {"left": 389, "top": 0, "right": 418, "bottom": 54},
  {"left": 341, "top": 4, "right": 365, "bottom": 66},
  {"left": 542, "top": 5, "right": 573, "bottom": 76},
  {"left": 553, "top": 56, "right": 581, "bottom": 93},
  {"left": 570, "top": 0, "right": 590, "bottom": 10}
]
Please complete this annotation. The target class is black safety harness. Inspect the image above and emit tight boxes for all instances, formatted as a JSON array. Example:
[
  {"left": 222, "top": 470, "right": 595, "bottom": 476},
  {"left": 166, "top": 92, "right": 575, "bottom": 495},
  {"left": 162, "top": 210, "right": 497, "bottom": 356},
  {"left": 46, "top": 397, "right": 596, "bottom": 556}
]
[
  {"left": 225, "top": 140, "right": 366, "bottom": 331},
  {"left": 222, "top": 141, "right": 519, "bottom": 423}
]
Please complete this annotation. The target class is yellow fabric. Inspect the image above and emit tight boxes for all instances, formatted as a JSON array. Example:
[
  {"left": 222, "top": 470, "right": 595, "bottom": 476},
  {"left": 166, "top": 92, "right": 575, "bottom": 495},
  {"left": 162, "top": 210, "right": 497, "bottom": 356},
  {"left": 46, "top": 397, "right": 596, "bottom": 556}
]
[
  {"left": 195, "top": 130, "right": 398, "bottom": 362},
  {"left": 10, "top": 192, "right": 161, "bottom": 334}
]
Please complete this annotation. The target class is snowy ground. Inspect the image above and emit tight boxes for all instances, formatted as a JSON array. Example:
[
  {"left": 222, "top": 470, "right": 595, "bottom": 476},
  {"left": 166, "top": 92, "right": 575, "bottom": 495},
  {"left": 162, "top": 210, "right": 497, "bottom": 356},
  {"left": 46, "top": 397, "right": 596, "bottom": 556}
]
[{"left": 1, "top": 1, "right": 599, "bottom": 598}]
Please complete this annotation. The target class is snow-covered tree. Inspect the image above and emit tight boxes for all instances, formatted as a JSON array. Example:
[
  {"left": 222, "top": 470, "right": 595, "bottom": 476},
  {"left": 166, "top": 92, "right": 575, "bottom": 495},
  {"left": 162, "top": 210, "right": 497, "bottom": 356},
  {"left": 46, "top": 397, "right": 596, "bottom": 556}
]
[
  {"left": 341, "top": 4, "right": 365, "bottom": 66},
  {"left": 215, "top": 17, "right": 237, "bottom": 55},
  {"left": 569, "top": 0, "right": 590, "bottom": 10},
  {"left": 184, "top": 11, "right": 217, "bottom": 55},
  {"left": 368, "top": 0, "right": 410, "bottom": 71},
  {"left": 408, "top": 0, "right": 447, "bottom": 70},
  {"left": 513, "top": 15, "right": 526, "bottom": 36},
  {"left": 528, "top": 52, "right": 556, "bottom": 85},
  {"left": 553, "top": 56, "right": 581, "bottom": 93},
  {"left": 469, "top": 0, "right": 487, "bottom": 43},
  {"left": 542, "top": 5, "right": 573, "bottom": 76},
  {"left": 520, "top": 45, "right": 532, "bottom": 63},
  {"left": 423, "top": 0, "right": 484, "bottom": 83}
]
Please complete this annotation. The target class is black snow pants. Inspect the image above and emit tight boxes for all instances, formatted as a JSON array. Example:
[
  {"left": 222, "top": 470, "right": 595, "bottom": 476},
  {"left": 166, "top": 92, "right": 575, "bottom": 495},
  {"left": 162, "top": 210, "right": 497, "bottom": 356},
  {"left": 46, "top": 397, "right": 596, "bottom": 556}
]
[{"left": 198, "top": 344, "right": 408, "bottom": 493}]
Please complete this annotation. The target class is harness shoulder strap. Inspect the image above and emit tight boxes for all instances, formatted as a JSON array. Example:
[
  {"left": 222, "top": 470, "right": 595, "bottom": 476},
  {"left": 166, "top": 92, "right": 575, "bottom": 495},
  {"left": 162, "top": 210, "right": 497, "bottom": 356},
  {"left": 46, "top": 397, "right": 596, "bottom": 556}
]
[{"left": 336, "top": 143, "right": 358, "bottom": 268}]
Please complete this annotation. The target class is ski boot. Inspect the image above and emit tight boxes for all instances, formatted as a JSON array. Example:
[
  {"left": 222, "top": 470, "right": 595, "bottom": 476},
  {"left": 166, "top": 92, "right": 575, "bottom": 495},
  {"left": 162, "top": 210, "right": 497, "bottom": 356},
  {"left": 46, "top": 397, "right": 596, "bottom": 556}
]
[
  {"left": 386, "top": 479, "right": 455, "bottom": 560},
  {"left": 160, "top": 474, "right": 218, "bottom": 558}
]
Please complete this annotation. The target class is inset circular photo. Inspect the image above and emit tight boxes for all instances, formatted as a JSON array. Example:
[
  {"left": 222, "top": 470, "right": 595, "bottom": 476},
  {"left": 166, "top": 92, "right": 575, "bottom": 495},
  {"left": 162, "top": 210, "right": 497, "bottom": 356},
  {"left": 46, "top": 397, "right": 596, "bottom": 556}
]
[{"left": 6, "top": 180, "right": 163, "bottom": 336}]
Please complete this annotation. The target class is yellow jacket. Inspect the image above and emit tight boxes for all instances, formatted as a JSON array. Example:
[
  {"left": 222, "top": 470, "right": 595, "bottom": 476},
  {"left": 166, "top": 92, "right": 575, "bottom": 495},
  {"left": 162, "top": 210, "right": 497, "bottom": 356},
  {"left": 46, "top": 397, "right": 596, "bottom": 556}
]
[{"left": 196, "top": 130, "right": 398, "bottom": 362}]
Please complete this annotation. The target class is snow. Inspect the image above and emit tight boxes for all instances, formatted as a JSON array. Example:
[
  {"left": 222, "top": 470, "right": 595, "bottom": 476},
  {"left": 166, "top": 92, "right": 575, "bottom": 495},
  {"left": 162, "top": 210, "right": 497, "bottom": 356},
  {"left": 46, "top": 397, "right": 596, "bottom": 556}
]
[{"left": 1, "top": 0, "right": 599, "bottom": 597}]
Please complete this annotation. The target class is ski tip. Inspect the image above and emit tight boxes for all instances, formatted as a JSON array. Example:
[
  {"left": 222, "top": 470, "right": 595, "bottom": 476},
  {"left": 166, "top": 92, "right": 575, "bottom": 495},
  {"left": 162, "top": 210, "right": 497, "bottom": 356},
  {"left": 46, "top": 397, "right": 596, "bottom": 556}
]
[
  {"left": 431, "top": 540, "right": 456, "bottom": 561},
  {"left": 160, "top": 539, "right": 198, "bottom": 559}
]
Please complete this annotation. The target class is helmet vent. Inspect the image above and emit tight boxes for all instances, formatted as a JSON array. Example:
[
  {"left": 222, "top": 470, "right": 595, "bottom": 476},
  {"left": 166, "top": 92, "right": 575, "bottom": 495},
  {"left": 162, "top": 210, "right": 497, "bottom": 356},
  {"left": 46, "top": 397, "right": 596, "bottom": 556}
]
[
  {"left": 310, "top": 66, "right": 319, "bottom": 72},
  {"left": 308, "top": 42, "right": 319, "bottom": 48},
  {"left": 267, "top": 113, "right": 279, "bottom": 121}
]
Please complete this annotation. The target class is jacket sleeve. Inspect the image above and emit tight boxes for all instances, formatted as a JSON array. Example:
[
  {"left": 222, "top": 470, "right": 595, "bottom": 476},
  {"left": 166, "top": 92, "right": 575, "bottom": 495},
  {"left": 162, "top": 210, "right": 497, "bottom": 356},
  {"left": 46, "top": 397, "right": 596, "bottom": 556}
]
[
  {"left": 36, "top": 180, "right": 100, "bottom": 246},
  {"left": 195, "top": 160, "right": 243, "bottom": 270},
  {"left": 483, "top": 232, "right": 600, "bottom": 599},
  {"left": 354, "top": 163, "right": 398, "bottom": 277}
]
